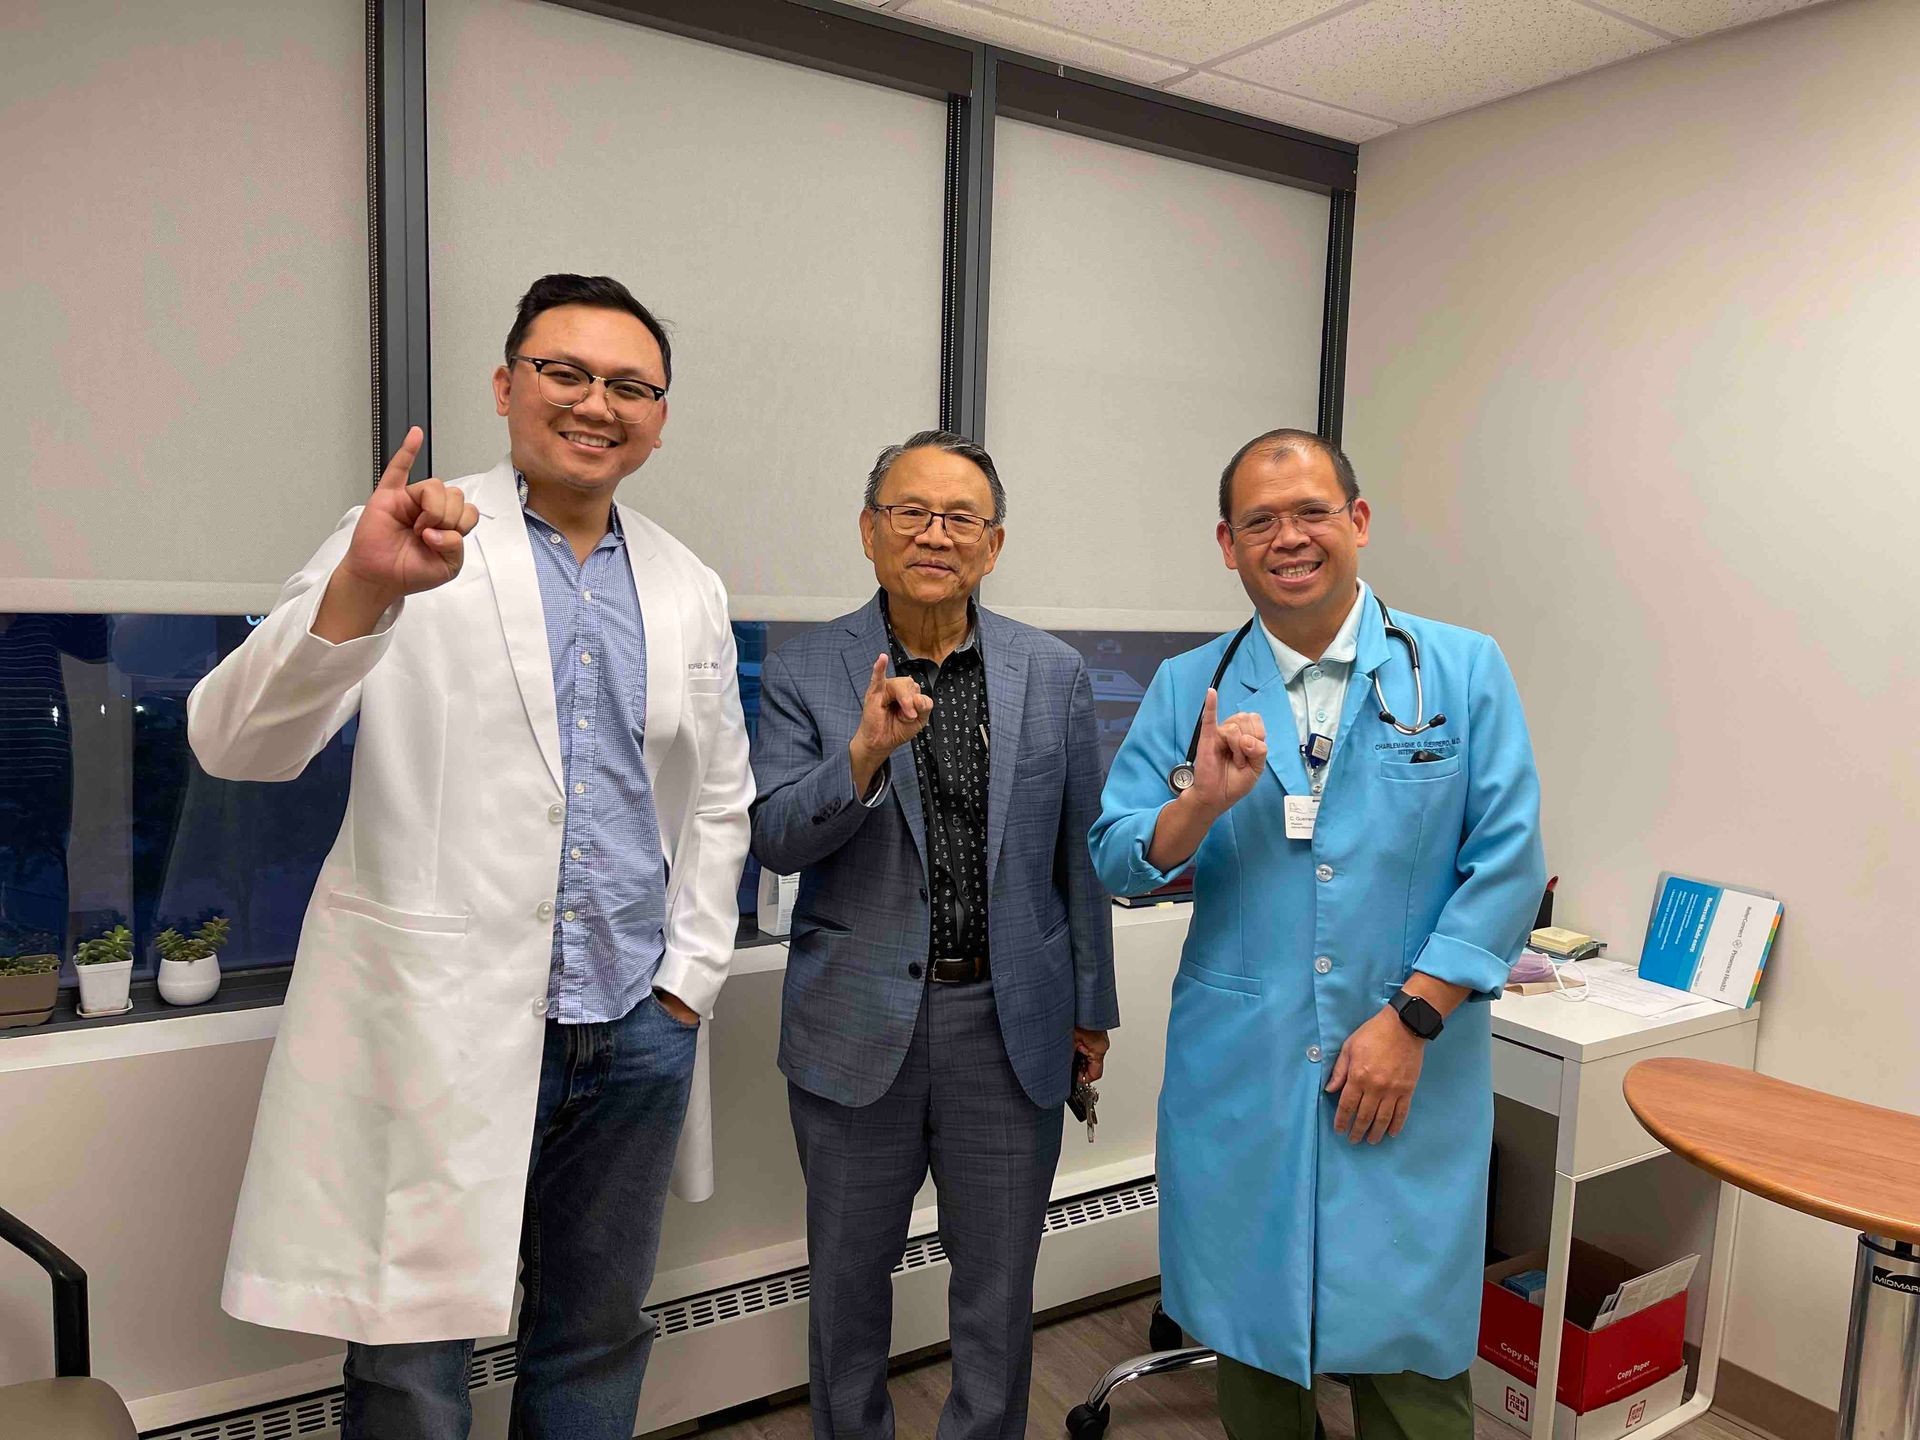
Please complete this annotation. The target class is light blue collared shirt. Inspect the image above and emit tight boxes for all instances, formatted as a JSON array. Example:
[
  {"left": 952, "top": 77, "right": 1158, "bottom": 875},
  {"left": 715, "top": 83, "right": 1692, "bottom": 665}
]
[
  {"left": 1261, "top": 581, "right": 1369, "bottom": 794},
  {"left": 522, "top": 481, "right": 667, "bottom": 1024}
]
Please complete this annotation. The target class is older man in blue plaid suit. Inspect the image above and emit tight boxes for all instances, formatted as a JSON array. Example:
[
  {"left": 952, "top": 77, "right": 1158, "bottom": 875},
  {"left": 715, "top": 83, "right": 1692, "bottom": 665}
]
[{"left": 751, "top": 430, "right": 1118, "bottom": 1440}]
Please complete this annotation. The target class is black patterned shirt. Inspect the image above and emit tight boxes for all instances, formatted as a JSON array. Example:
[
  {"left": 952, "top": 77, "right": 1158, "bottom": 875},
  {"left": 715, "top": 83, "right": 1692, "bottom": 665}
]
[{"left": 886, "top": 603, "right": 991, "bottom": 963}]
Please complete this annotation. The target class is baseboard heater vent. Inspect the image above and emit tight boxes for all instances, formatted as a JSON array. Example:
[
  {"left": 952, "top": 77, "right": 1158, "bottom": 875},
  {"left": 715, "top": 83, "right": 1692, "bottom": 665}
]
[{"left": 142, "top": 1176, "right": 1158, "bottom": 1440}]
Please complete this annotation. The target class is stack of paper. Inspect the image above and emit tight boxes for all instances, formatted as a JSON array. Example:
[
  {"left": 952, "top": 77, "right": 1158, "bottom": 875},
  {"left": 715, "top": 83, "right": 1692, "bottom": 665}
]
[
  {"left": 1592, "top": 1254, "right": 1699, "bottom": 1331},
  {"left": 1560, "top": 958, "right": 1722, "bottom": 1018}
]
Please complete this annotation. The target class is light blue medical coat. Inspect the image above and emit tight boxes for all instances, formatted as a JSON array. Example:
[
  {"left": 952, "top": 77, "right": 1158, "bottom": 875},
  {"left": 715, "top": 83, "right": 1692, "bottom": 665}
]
[{"left": 1090, "top": 595, "right": 1545, "bottom": 1386}]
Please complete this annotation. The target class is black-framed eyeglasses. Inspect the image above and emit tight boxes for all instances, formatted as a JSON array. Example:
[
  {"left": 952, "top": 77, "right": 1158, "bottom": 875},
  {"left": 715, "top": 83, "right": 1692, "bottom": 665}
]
[
  {"left": 1230, "top": 499, "right": 1354, "bottom": 543},
  {"left": 508, "top": 354, "right": 667, "bottom": 423},
  {"left": 869, "top": 504, "right": 996, "bottom": 545}
]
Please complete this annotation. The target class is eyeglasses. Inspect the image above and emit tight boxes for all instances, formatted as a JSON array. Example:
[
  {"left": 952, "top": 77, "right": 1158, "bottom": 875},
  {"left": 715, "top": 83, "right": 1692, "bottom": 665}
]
[
  {"left": 509, "top": 354, "right": 667, "bottom": 423},
  {"left": 869, "top": 504, "right": 995, "bottom": 546},
  {"left": 1231, "top": 500, "right": 1354, "bottom": 544}
]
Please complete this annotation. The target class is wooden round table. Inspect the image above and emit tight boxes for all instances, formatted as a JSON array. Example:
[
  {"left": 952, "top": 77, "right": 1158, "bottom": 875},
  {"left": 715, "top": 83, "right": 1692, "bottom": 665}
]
[{"left": 1624, "top": 1058, "right": 1920, "bottom": 1440}]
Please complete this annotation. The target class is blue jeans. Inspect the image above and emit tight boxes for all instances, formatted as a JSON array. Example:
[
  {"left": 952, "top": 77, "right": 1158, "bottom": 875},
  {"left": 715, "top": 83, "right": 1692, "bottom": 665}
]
[{"left": 342, "top": 993, "right": 699, "bottom": 1440}]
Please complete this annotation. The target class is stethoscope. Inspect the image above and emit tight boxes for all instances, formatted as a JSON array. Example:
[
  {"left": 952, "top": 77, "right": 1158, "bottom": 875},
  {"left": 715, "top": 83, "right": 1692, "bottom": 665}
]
[{"left": 1167, "top": 596, "right": 1446, "bottom": 794}]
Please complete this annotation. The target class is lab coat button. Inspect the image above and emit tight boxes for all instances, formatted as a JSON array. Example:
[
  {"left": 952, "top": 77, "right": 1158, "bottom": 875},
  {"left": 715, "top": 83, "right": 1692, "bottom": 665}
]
[
  {"left": 547, "top": 803, "right": 564, "bottom": 823},
  {"left": 1315, "top": 864, "right": 1334, "bottom": 883},
  {"left": 1306, "top": 1044, "right": 1323, "bottom": 1063},
  {"left": 536, "top": 900, "right": 554, "bottom": 920},
  {"left": 1315, "top": 956, "right": 1332, "bottom": 974},
  {"left": 532, "top": 997, "right": 550, "bottom": 1016}
]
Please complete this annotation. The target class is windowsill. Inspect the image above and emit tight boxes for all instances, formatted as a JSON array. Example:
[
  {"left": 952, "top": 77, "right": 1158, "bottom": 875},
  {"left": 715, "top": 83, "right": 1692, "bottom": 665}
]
[
  {"left": 21, "top": 967, "right": 295, "bottom": 1038},
  {"left": 5, "top": 914, "right": 789, "bottom": 1046}
]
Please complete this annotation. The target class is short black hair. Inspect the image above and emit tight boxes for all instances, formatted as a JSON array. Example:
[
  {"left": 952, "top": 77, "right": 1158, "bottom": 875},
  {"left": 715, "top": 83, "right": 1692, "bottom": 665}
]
[
  {"left": 1217, "top": 428, "right": 1358, "bottom": 521},
  {"left": 503, "top": 274, "right": 672, "bottom": 388}
]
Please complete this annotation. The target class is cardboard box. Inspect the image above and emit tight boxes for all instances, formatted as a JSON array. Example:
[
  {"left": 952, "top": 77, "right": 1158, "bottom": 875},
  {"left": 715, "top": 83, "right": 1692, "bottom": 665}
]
[
  {"left": 1472, "top": 1358, "right": 1685, "bottom": 1440},
  {"left": 1479, "top": 1242, "right": 1687, "bottom": 1414}
]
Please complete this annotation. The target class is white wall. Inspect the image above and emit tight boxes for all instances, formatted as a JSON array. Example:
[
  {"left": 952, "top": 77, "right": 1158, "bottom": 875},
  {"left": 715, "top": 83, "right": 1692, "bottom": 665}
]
[{"left": 1343, "top": 0, "right": 1920, "bottom": 1408}]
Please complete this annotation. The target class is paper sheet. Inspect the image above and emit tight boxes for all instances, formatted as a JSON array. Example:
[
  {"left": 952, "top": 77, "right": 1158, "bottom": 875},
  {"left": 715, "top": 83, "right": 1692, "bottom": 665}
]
[
  {"left": 1561, "top": 958, "right": 1726, "bottom": 1018},
  {"left": 1592, "top": 1253, "right": 1701, "bottom": 1330}
]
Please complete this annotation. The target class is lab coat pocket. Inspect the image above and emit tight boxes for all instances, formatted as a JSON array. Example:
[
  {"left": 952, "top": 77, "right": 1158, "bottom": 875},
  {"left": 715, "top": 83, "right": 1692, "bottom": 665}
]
[
  {"left": 287, "top": 903, "right": 481, "bottom": 1111},
  {"left": 1177, "top": 958, "right": 1262, "bottom": 996},
  {"left": 1376, "top": 753, "right": 1463, "bottom": 782}
]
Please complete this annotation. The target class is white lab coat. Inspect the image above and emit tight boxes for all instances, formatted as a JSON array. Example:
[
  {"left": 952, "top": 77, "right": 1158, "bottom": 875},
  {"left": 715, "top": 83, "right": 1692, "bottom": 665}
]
[{"left": 189, "top": 459, "right": 752, "bottom": 1343}]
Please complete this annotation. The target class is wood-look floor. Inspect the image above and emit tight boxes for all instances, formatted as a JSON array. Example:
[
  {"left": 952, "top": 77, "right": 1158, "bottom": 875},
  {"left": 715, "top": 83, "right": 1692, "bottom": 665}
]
[{"left": 672, "top": 1291, "right": 1776, "bottom": 1440}]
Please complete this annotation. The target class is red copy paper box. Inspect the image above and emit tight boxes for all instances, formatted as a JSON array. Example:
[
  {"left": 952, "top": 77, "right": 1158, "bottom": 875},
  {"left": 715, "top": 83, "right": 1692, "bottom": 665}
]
[{"left": 1479, "top": 1242, "right": 1686, "bottom": 1413}]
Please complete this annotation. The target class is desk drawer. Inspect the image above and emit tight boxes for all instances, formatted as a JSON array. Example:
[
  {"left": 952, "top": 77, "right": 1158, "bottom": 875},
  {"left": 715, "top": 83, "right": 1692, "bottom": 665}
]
[{"left": 1492, "top": 1038, "right": 1561, "bottom": 1115}]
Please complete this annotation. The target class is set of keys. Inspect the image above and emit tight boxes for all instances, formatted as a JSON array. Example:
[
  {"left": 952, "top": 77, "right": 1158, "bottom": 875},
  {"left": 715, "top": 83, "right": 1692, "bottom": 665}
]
[{"left": 1068, "top": 1058, "right": 1100, "bottom": 1144}]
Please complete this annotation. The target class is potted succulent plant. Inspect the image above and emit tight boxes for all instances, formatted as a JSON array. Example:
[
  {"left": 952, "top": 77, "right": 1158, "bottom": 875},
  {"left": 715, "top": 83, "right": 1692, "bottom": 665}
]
[
  {"left": 0, "top": 930, "right": 62, "bottom": 1029},
  {"left": 73, "top": 923, "right": 135, "bottom": 1016},
  {"left": 155, "top": 915, "right": 230, "bottom": 1006}
]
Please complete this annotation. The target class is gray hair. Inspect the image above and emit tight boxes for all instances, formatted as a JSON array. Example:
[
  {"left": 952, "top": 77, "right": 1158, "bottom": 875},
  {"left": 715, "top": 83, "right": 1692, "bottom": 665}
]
[{"left": 864, "top": 430, "right": 1007, "bottom": 525}]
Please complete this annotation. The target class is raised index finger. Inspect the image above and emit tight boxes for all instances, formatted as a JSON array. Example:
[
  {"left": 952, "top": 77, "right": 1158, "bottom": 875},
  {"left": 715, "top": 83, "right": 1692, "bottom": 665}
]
[
  {"left": 377, "top": 426, "right": 424, "bottom": 491},
  {"left": 864, "top": 653, "right": 890, "bottom": 698}
]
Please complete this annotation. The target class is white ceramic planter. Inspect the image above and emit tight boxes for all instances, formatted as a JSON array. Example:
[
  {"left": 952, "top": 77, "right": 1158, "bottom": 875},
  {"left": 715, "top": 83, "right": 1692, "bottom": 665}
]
[
  {"left": 75, "top": 958, "right": 134, "bottom": 1015},
  {"left": 157, "top": 954, "right": 222, "bottom": 1006}
]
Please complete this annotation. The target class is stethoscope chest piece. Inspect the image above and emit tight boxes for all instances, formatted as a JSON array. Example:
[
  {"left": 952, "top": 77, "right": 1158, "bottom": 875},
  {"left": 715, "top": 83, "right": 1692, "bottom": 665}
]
[{"left": 1169, "top": 762, "right": 1196, "bottom": 793}]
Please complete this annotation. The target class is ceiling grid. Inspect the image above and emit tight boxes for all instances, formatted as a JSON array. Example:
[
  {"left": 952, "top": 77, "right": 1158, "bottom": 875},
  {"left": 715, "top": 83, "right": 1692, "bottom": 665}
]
[{"left": 840, "top": 0, "right": 1834, "bottom": 143}]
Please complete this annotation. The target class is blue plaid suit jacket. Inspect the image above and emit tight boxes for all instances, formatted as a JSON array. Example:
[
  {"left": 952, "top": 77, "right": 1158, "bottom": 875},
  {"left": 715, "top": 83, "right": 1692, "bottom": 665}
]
[{"left": 750, "top": 593, "right": 1118, "bottom": 1109}]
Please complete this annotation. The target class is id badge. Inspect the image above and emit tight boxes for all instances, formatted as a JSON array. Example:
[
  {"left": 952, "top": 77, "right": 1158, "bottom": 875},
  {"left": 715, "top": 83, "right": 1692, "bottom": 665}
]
[{"left": 1284, "top": 794, "right": 1320, "bottom": 841}]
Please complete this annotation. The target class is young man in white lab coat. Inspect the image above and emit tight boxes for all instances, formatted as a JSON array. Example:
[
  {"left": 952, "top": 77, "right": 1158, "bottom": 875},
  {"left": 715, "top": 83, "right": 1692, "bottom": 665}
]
[{"left": 190, "top": 274, "right": 753, "bottom": 1440}]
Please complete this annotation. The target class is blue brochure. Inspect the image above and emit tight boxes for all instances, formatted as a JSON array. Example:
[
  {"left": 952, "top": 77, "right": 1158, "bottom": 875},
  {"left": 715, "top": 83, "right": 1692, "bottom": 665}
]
[{"left": 1638, "top": 873, "right": 1781, "bottom": 1008}]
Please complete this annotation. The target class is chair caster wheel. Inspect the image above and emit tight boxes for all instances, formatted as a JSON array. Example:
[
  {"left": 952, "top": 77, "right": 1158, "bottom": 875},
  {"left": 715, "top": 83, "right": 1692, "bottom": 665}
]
[
  {"left": 1148, "top": 1303, "right": 1183, "bottom": 1352},
  {"left": 1066, "top": 1401, "right": 1111, "bottom": 1438}
]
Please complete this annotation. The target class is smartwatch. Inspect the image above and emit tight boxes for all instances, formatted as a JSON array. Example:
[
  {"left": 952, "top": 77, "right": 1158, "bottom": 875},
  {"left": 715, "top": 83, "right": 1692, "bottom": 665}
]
[{"left": 1388, "top": 987, "right": 1444, "bottom": 1040}]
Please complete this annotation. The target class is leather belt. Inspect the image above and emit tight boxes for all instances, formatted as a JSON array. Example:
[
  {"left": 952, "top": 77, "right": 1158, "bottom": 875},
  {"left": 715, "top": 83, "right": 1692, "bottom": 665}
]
[{"left": 928, "top": 956, "right": 989, "bottom": 985}]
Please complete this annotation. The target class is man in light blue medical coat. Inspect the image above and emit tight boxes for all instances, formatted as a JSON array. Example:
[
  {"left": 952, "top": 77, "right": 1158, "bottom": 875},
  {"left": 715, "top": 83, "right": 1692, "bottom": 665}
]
[{"left": 1091, "top": 429, "right": 1545, "bottom": 1440}]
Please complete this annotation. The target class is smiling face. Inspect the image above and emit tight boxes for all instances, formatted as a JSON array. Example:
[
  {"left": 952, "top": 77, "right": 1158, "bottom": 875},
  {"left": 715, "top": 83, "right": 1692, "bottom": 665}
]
[
  {"left": 1217, "top": 443, "right": 1370, "bottom": 637},
  {"left": 492, "top": 303, "right": 668, "bottom": 500},
  {"left": 859, "top": 445, "right": 1004, "bottom": 612}
]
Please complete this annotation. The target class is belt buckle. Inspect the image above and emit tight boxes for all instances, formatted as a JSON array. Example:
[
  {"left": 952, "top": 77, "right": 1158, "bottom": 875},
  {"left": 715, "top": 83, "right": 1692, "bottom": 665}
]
[{"left": 930, "top": 956, "right": 982, "bottom": 984}]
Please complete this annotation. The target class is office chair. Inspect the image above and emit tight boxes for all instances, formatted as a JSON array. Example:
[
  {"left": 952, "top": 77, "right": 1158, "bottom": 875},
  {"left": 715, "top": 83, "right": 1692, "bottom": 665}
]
[{"left": 0, "top": 1204, "right": 138, "bottom": 1439}]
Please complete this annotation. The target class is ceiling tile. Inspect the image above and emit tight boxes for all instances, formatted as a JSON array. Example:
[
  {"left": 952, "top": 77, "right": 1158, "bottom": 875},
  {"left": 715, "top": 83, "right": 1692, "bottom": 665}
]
[
  {"left": 1220, "top": 0, "right": 1664, "bottom": 124},
  {"left": 1570, "top": 0, "right": 1833, "bottom": 39},
  {"left": 960, "top": 0, "right": 1358, "bottom": 66},
  {"left": 897, "top": 0, "right": 1189, "bottom": 84},
  {"left": 1168, "top": 71, "right": 1397, "bottom": 143}
]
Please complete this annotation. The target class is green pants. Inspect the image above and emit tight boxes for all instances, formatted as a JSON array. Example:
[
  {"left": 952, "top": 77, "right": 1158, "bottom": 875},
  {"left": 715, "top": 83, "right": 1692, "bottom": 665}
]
[{"left": 1216, "top": 1355, "right": 1474, "bottom": 1440}]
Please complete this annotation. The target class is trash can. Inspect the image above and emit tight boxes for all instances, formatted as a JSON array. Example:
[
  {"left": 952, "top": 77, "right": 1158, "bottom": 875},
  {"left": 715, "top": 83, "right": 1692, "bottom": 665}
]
[{"left": 1836, "top": 1236, "right": 1920, "bottom": 1440}]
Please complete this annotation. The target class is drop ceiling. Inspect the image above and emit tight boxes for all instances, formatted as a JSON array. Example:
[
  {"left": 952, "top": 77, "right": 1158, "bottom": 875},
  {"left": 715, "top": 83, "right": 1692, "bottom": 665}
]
[{"left": 842, "top": 0, "right": 1838, "bottom": 144}]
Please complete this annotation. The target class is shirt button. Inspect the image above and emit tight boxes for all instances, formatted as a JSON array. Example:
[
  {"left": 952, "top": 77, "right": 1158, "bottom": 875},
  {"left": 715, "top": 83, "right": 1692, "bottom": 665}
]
[
  {"left": 1316, "top": 864, "right": 1334, "bottom": 883},
  {"left": 582, "top": 589, "right": 593, "bottom": 601},
  {"left": 1315, "top": 710, "right": 1328, "bottom": 723},
  {"left": 580, "top": 651, "right": 592, "bottom": 666},
  {"left": 1315, "top": 956, "right": 1332, "bottom": 974},
  {"left": 536, "top": 901, "right": 554, "bottom": 919},
  {"left": 547, "top": 533, "right": 562, "bottom": 545},
  {"left": 1307, "top": 1044, "right": 1323, "bottom": 1063},
  {"left": 532, "top": 997, "right": 550, "bottom": 1015},
  {"left": 574, "top": 782, "right": 586, "bottom": 795},
  {"left": 1306, "top": 666, "right": 1321, "bottom": 679},
  {"left": 562, "top": 908, "right": 576, "bottom": 922},
  {"left": 547, "top": 803, "right": 564, "bottom": 823},
  {"left": 570, "top": 846, "right": 583, "bottom": 860},
  {"left": 576, "top": 717, "right": 589, "bottom": 729}
]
